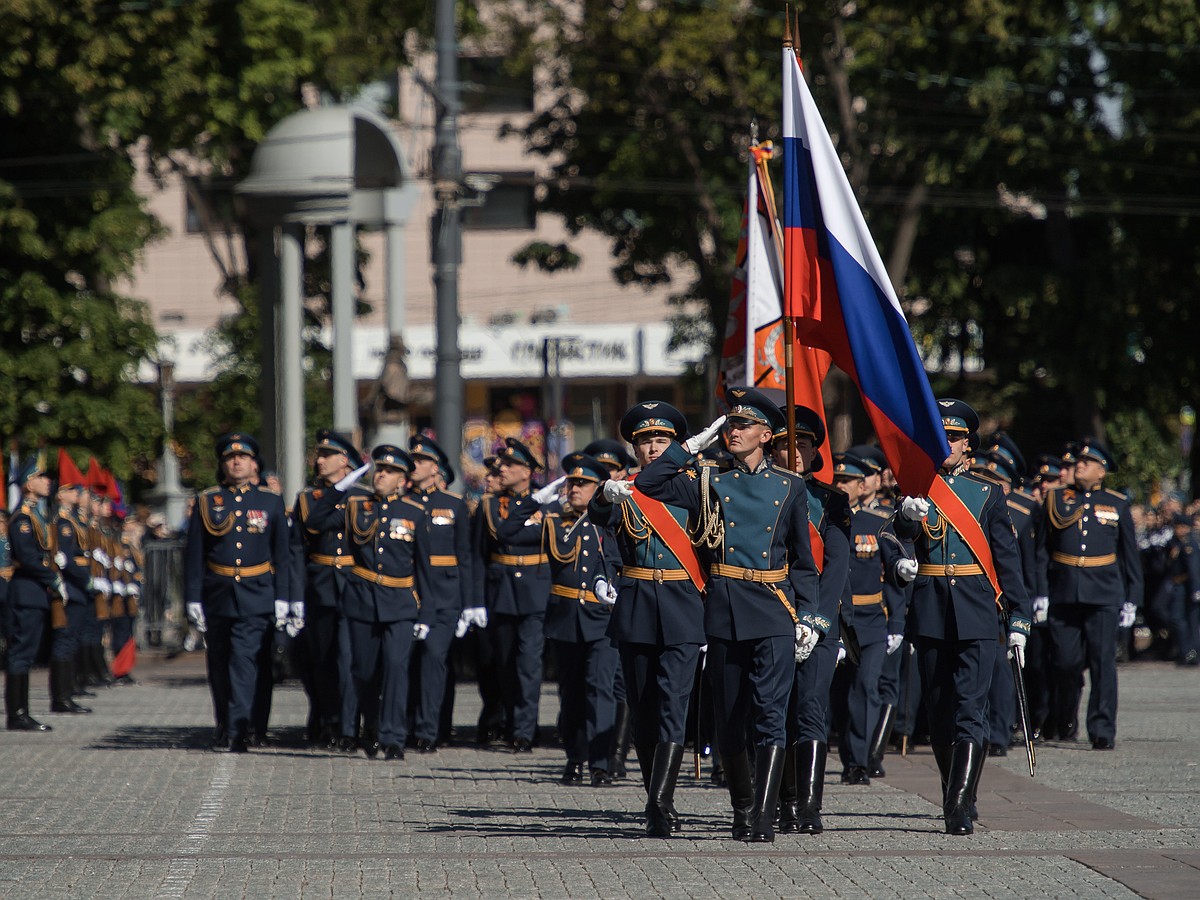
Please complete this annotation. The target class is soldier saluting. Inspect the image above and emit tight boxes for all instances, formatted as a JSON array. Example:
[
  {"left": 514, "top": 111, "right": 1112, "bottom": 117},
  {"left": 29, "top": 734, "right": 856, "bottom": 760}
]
[
  {"left": 184, "top": 433, "right": 291, "bottom": 752},
  {"left": 636, "top": 386, "right": 821, "bottom": 844}
]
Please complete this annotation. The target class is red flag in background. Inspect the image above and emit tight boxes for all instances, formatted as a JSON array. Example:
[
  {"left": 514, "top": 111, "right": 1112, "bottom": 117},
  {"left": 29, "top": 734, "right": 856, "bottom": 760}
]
[{"left": 111, "top": 638, "right": 136, "bottom": 677}]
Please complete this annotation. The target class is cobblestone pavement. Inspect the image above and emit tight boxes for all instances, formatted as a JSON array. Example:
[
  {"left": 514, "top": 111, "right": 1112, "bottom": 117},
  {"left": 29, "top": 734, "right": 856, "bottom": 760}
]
[{"left": 0, "top": 653, "right": 1197, "bottom": 899}]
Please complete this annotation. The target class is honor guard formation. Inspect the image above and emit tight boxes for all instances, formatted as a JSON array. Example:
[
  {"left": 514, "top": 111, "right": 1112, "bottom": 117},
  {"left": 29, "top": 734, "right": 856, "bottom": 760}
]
[{"left": 8, "top": 396, "right": 1196, "bottom": 843}]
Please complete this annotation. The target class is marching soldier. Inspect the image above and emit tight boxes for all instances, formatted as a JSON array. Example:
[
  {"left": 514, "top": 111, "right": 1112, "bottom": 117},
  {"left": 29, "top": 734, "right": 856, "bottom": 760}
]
[
  {"left": 831, "top": 453, "right": 910, "bottom": 786},
  {"left": 1040, "top": 440, "right": 1143, "bottom": 749},
  {"left": 290, "top": 430, "right": 367, "bottom": 749},
  {"left": 184, "top": 433, "right": 291, "bottom": 752},
  {"left": 1163, "top": 514, "right": 1199, "bottom": 665},
  {"left": 473, "top": 438, "right": 551, "bottom": 753},
  {"left": 5, "top": 453, "right": 60, "bottom": 732},
  {"left": 588, "top": 402, "right": 705, "bottom": 836},
  {"left": 465, "top": 455, "right": 503, "bottom": 743},
  {"left": 769, "top": 407, "right": 851, "bottom": 836},
  {"left": 543, "top": 452, "right": 621, "bottom": 786},
  {"left": 636, "top": 386, "right": 821, "bottom": 843},
  {"left": 306, "top": 446, "right": 435, "bottom": 760},
  {"left": 407, "top": 434, "right": 472, "bottom": 753},
  {"left": 893, "top": 399, "right": 1030, "bottom": 835}
]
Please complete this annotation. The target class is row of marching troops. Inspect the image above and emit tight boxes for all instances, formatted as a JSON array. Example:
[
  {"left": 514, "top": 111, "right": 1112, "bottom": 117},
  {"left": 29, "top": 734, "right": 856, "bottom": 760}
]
[
  {"left": 2, "top": 451, "right": 142, "bottom": 731},
  {"left": 183, "top": 386, "right": 1142, "bottom": 840}
]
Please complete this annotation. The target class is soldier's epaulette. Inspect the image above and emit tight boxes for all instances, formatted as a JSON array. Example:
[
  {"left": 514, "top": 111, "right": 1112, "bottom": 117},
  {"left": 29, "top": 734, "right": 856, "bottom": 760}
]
[
  {"left": 200, "top": 486, "right": 222, "bottom": 497},
  {"left": 400, "top": 496, "right": 425, "bottom": 511},
  {"left": 1097, "top": 486, "right": 1129, "bottom": 503},
  {"left": 1006, "top": 499, "right": 1032, "bottom": 517},
  {"left": 859, "top": 505, "right": 891, "bottom": 521},
  {"left": 440, "top": 489, "right": 464, "bottom": 500},
  {"left": 1013, "top": 487, "right": 1037, "bottom": 503}
]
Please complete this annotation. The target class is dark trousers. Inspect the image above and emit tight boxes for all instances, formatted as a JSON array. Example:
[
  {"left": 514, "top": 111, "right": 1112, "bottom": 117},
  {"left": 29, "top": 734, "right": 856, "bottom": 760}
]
[
  {"left": 346, "top": 617, "right": 416, "bottom": 747},
  {"left": 620, "top": 641, "right": 700, "bottom": 746},
  {"left": 790, "top": 635, "right": 838, "bottom": 744},
  {"left": 492, "top": 612, "right": 545, "bottom": 742},
  {"left": 6, "top": 604, "right": 47, "bottom": 674},
  {"left": 554, "top": 637, "right": 619, "bottom": 769},
  {"left": 1168, "top": 585, "right": 1199, "bottom": 661},
  {"left": 893, "top": 643, "right": 924, "bottom": 738},
  {"left": 877, "top": 643, "right": 902, "bottom": 706},
  {"left": 206, "top": 614, "right": 273, "bottom": 739},
  {"left": 410, "top": 615, "right": 455, "bottom": 742},
  {"left": 987, "top": 640, "right": 1015, "bottom": 746},
  {"left": 300, "top": 605, "right": 343, "bottom": 728},
  {"left": 1048, "top": 603, "right": 1118, "bottom": 742},
  {"left": 336, "top": 613, "right": 359, "bottom": 738},
  {"left": 914, "top": 636, "right": 996, "bottom": 748},
  {"left": 51, "top": 603, "right": 85, "bottom": 661},
  {"left": 470, "top": 619, "right": 508, "bottom": 737},
  {"left": 841, "top": 639, "right": 885, "bottom": 767},
  {"left": 1024, "top": 626, "right": 1052, "bottom": 731},
  {"left": 706, "top": 634, "right": 793, "bottom": 754}
]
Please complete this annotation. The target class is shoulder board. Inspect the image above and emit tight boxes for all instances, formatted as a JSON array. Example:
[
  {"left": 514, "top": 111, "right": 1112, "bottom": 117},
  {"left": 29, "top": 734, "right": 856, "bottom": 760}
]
[
  {"left": 200, "top": 486, "right": 222, "bottom": 497},
  {"left": 1098, "top": 487, "right": 1128, "bottom": 503},
  {"left": 805, "top": 479, "right": 836, "bottom": 500},
  {"left": 860, "top": 505, "right": 891, "bottom": 521},
  {"left": 1013, "top": 488, "right": 1037, "bottom": 503},
  {"left": 1006, "top": 499, "right": 1032, "bottom": 517},
  {"left": 400, "top": 496, "right": 425, "bottom": 510},
  {"left": 439, "top": 489, "right": 464, "bottom": 500}
]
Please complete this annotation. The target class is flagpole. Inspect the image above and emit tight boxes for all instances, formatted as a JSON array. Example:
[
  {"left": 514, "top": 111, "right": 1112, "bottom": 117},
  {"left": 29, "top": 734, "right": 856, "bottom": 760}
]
[{"left": 782, "top": 8, "right": 798, "bottom": 473}]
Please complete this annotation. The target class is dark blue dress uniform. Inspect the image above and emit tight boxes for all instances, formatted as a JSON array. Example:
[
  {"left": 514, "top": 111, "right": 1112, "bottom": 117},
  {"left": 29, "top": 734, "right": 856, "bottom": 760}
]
[
  {"left": 638, "top": 387, "right": 820, "bottom": 843},
  {"left": 838, "top": 497, "right": 907, "bottom": 780},
  {"left": 893, "top": 400, "right": 1030, "bottom": 834},
  {"left": 6, "top": 482, "right": 60, "bottom": 731},
  {"left": 290, "top": 430, "right": 368, "bottom": 746},
  {"left": 50, "top": 504, "right": 94, "bottom": 713},
  {"left": 473, "top": 438, "right": 552, "bottom": 749},
  {"left": 1040, "top": 441, "right": 1143, "bottom": 747},
  {"left": 588, "top": 402, "right": 703, "bottom": 836},
  {"left": 1162, "top": 516, "right": 1200, "bottom": 665},
  {"left": 307, "top": 446, "right": 435, "bottom": 758},
  {"left": 406, "top": 435, "right": 472, "bottom": 750},
  {"left": 184, "top": 434, "right": 290, "bottom": 750},
  {"left": 768, "top": 405, "right": 850, "bottom": 836},
  {"left": 543, "top": 453, "right": 621, "bottom": 784}
]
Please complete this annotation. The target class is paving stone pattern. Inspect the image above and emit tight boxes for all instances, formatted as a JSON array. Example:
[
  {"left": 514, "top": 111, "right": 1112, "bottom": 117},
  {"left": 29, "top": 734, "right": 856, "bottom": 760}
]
[{"left": 0, "top": 655, "right": 1197, "bottom": 898}]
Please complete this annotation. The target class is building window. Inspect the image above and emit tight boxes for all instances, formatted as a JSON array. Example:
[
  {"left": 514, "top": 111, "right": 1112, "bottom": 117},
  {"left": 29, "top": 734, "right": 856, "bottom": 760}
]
[
  {"left": 459, "top": 56, "right": 534, "bottom": 114},
  {"left": 463, "top": 172, "right": 536, "bottom": 231},
  {"left": 184, "top": 183, "right": 235, "bottom": 234}
]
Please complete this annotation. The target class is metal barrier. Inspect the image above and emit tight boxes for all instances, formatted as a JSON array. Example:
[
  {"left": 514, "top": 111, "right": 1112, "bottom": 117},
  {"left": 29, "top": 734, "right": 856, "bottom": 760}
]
[{"left": 140, "top": 538, "right": 186, "bottom": 649}]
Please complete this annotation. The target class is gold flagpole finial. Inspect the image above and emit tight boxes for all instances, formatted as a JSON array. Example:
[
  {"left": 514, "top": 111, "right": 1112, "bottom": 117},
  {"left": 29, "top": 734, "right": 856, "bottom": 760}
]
[
  {"left": 794, "top": 9, "right": 802, "bottom": 54},
  {"left": 783, "top": 3, "right": 794, "bottom": 48}
]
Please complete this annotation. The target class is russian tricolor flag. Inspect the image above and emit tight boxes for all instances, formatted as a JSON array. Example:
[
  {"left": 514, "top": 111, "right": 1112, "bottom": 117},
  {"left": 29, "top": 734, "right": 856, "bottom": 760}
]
[{"left": 782, "top": 46, "right": 948, "bottom": 496}]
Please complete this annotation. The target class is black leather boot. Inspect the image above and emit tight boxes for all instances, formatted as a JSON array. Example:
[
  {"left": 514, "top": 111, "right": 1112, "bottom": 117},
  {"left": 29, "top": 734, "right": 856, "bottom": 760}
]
[
  {"left": 90, "top": 645, "right": 115, "bottom": 686},
  {"left": 50, "top": 659, "right": 91, "bottom": 713},
  {"left": 610, "top": 702, "right": 633, "bottom": 781},
  {"left": 73, "top": 648, "right": 96, "bottom": 698},
  {"left": 722, "top": 748, "right": 755, "bottom": 840},
  {"left": 868, "top": 704, "right": 895, "bottom": 777},
  {"left": 749, "top": 745, "right": 786, "bottom": 842},
  {"left": 944, "top": 741, "right": 982, "bottom": 835},
  {"left": 967, "top": 744, "right": 986, "bottom": 821},
  {"left": 931, "top": 740, "right": 952, "bottom": 798},
  {"left": 7, "top": 673, "right": 52, "bottom": 731},
  {"left": 634, "top": 741, "right": 654, "bottom": 793},
  {"left": 777, "top": 743, "right": 799, "bottom": 833},
  {"left": 644, "top": 742, "right": 684, "bottom": 837},
  {"left": 796, "top": 740, "right": 826, "bottom": 835}
]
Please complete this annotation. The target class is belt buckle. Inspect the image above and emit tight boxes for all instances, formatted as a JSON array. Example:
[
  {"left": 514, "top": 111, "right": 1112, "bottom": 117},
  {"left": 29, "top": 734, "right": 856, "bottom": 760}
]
[
  {"left": 578, "top": 587, "right": 587, "bottom": 602},
  {"left": 945, "top": 564, "right": 955, "bottom": 577},
  {"left": 1076, "top": 557, "right": 1085, "bottom": 567},
  {"left": 653, "top": 569, "right": 664, "bottom": 584},
  {"left": 742, "top": 568, "right": 754, "bottom": 581}
]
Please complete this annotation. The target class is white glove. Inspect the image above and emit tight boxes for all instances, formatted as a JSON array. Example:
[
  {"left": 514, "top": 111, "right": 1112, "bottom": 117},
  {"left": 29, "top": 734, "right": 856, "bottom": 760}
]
[
  {"left": 334, "top": 462, "right": 371, "bottom": 492},
  {"left": 288, "top": 601, "right": 305, "bottom": 635},
  {"left": 532, "top": 475, "right": 567, "bottom": 505},
  {"left": 94, "top": 550, "right": 111, "bottom": 567},
  {"left": 463, "top": 606, "right": 488, "bottom": 629},
  {"left": 454, "top": 614, "right": 470, "bottom": 639},
  {"left": 112, "top": 580, "right": 126, "bottom": 596},
  {"left": 886, "top": 634, "right": 904, "bottom": 655},
  {"left": 54, "top": 551, "right": 67, "bottom": 569},
  {"left": 794, "top": 623, "right": 819, "bottom": 662},
  {"left": 1008, "top": 631, "right": 1027, "bottom": 668},
  {"left": 124, "top": 558, "right": 136, "bottom": 574},
  {"left": 1118, "top": 601, "right": 1137, "bottom": 629},
  {"left": 127, "top": 583, "right": 141, "bottom": 598},
  {"left": 93, "top": 576, "right": 111, "bottom": 596},
  {"left": 900, "top": 496, "right": 930, "bottom": 521},
  {"left": 895, "top": 558, "right": 918, "bottom": 584},
  {"left": 683, "top": 415, "right": 727, "bottom": 454},
  {"left": 413, "top": 623, "right": 430, "bottom": 641},
  {"left": 593, "top": 577, "right": 618, "bottom": 606},
  {"left": 602, "top": 479, "right": 633, "bottom": 504},
  {"left": 836, "top": 641, "right": 847, "bottom": 665},
  {"left": 1033, "top": 595, "right": 1049, "bottom": 624},
  {"left": 187, "top": 602, "right": 207, "bottom": 633},
  {"left": 274, "top": 599, "right": 289, "bottom": 630},
  {"left": 55, "top": 578, "right": 69, "bottom": 601}
]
